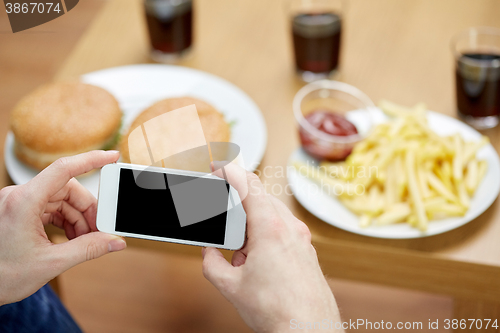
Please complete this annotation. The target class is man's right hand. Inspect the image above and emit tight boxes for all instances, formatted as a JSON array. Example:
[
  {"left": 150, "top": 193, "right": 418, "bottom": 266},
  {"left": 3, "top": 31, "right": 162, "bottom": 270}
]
[{"left": 202, "top": 163, "right": 343, "bottom": 332}]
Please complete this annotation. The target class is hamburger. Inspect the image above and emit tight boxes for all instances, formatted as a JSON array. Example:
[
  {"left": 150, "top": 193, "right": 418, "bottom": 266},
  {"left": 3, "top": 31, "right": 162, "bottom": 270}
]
[
  {"left": 120, "top": 96, "right": 230, "bottom": 166},
  {"left": 10, "top": 82, "right": 122, "bottom": 170}
]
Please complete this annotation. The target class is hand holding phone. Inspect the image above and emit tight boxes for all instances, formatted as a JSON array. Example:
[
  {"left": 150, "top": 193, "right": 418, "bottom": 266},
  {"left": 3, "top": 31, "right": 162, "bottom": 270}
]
[
  {"left": 0, "top": 151, "right": 126, "bottom": 306},
  {"left": 202, "top": 163, "right": 342, "bottom": 333}
]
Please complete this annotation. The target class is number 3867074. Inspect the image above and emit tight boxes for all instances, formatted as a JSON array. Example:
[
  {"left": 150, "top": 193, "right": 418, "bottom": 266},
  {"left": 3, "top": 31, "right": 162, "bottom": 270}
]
[{"left": 5, "top": 2, "right": 62, "bottom": 14}]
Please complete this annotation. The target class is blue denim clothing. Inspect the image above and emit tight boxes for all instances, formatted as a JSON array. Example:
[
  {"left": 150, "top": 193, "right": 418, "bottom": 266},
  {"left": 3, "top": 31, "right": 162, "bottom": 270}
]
[{"left": 0, "top": 284, "right": 82, "bottom": 333}]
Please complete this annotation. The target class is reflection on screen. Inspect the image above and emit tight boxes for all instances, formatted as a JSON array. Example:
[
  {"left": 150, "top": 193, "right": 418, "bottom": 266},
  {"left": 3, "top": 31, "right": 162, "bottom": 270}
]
[{"left": 115, "top": 169, "right": 229, "bottom": 245}]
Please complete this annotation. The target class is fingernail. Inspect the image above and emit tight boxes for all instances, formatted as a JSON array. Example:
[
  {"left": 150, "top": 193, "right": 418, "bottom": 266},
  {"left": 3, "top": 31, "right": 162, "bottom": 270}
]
[
  {"left": 106, "top": 150, "right": 120, "bottom": 155},
  {"left": 108, "top": 238, "right": 126, "bottom": 252}
]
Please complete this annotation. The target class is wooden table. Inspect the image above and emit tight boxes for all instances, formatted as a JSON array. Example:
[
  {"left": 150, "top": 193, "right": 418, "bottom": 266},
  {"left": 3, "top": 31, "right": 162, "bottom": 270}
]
[{"left": 9, "top": 0, "right": 500, "bottom": 329}]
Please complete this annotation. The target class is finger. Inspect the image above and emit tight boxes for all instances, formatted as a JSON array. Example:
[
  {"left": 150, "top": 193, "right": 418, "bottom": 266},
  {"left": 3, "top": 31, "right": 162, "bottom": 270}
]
[
  {"left": 42, "top": 212, "right": 78, "bottom": 240},
  {"left": 269, "top": 195, "right": 295, "bottom": 221},
  {"left": 211, "top": 163, "right": 278, "bottom": 238},
  {"left": 268, "top": 195, "right": 302, "bottom": 228},
  {"left": 63, "top": 221, "right": 77, "bottom": 240},
  {"left": 25, "top": 150, "right": 119, "bottom": 206},
  {"left": 211, "top": 161, "right": 249, "bottom": 201},
  {"left": 45, "top": 201, "right": 91, "bottom": 237},
  {"left": 0, "top": 185, "right": 17, "bottom": 205},
  {"left": 41, "top": 212, "right": 64, "bottom": 228},
  {"left": 269, "top": 196, "right": 311, "bottom": 243},
  {"left": 49, "top": 232, "right": 126, "bottom": 273},
  {"left": 49, "top": 178, "right": 98, "bottom": 231},
  {"left": 201, "top": 247, "right": 236, "bottom": 291},
  {"left": 231, "top": 250, "right": 247, "bottom": 267}
]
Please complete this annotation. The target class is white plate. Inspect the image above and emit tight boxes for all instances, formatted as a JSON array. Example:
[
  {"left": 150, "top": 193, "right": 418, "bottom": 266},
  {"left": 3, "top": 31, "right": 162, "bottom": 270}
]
[
  {"left": 287, "top": 109, "right": 500, "bottom": 239},
  {"left": 5, "top": 64, "right": 267, "bottom": 197}
]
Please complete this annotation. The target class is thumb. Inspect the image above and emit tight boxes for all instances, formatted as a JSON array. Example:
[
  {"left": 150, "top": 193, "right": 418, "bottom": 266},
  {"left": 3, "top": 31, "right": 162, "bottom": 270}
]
[
  {"left": 51, "top": 232, "right": 126, "bottom": 273},
  {"left": 201, "top": 247, "right": 236, "bottom": 291}
]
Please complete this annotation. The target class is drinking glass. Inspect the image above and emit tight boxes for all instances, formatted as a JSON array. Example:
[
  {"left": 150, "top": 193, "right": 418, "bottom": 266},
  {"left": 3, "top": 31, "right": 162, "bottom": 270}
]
[
  {"left": 452, "top": 27, "right": 500, "bottom": 129},
  {"left": 144, "top": 0, "right": 193, "bottom": 63},
  {"left": 289, "top": 0, "right": 343, "bottom": 82}
]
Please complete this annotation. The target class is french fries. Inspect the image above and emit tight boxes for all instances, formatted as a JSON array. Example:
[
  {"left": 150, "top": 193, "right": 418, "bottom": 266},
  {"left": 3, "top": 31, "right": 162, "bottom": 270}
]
[{"left": 294, "top": 101, "right": 489, "bottom": 231}]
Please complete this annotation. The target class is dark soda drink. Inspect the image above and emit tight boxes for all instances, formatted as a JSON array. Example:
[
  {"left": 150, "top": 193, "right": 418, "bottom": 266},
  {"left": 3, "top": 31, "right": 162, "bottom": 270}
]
[
  {"left": 292, "top": 12, "right": 341, "bottom": 76},
  {"left": 144, "top": 0, "right": 193, "bottom": 60},
  {"left": 455, "top": 52, "right": 500, "bottom": 128}
]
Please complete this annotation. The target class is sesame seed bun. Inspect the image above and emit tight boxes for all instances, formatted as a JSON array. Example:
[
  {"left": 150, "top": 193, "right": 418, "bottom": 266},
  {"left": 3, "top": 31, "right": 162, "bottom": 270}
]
[
  {"left": 120, "top": 97, "right": 230, "bottom": 165},
  {"left": 10, "top": 82, "right": 122, "bottom": 170}
]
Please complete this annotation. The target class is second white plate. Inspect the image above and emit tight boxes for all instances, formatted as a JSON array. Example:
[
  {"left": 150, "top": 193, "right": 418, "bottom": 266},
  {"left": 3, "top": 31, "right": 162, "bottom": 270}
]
[{"left": 287, "top": 109, "right": 500, "bottom": 239}]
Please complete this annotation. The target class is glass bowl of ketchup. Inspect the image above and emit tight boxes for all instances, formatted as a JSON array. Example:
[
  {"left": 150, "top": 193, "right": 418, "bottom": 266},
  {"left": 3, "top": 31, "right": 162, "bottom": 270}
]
[{"left": 293, "top": 80, "right": 375, "bottom": 161}]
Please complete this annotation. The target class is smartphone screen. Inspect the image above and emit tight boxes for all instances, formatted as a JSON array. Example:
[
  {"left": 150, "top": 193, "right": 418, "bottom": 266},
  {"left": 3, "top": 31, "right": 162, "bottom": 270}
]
[{"left": 115, "top": 169, "right": 230, "bottom": 245}]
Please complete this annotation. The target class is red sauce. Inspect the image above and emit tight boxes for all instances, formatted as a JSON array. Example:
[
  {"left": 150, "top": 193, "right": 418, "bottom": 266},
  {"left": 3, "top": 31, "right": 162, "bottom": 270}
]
[
  {"left": 304, "top": 110, "right": 358, "bottom": 136},
  {"left": 299, "top": 110, "right": 358, "bottom": 160}
]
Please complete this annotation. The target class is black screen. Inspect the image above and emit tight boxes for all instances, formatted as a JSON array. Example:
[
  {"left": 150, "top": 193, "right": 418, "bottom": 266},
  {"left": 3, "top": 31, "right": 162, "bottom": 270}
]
[{"left": 115, "top": 169, "right": 229, "bottom": 245}]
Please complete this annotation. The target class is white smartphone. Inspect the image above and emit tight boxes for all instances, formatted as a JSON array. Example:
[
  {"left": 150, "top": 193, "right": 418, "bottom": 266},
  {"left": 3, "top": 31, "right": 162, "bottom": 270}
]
[{"left": 96, "top": 163, "right": 247, "bottom": 250}]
